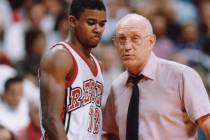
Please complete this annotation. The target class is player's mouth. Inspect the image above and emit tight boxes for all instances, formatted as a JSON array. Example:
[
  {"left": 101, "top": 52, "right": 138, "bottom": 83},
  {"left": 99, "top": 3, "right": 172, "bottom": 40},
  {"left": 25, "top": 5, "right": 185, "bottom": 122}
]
[
  {"left": 92, "top": 35, "right": 101, "bottom": 41},
  {"left": 94, "top": 34, "right": 101, "bottom": 38}
]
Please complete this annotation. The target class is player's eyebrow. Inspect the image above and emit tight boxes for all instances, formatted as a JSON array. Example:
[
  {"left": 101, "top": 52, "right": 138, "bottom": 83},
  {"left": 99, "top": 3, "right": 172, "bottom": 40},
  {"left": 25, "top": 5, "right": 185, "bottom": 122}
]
[{"left": 86, "top": 18, "right": 107, "bottom": 23}]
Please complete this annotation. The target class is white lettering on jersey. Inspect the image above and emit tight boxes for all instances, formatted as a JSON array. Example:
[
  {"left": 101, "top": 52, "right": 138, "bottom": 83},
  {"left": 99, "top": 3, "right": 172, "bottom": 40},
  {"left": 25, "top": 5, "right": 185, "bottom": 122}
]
[{"left": 68, "top": 80, "right": 103, "bottom": 112}]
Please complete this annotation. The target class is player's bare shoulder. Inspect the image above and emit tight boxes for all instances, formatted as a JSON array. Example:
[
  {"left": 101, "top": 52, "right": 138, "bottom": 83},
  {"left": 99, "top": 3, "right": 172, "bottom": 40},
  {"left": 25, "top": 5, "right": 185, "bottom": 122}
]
[{"left": 40, "top": 44, "right": 74, "bottom": 77}]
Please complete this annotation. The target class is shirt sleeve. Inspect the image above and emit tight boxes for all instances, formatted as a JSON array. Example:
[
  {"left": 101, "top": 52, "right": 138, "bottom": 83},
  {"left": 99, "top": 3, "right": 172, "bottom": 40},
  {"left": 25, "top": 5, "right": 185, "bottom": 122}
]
[
  {"left": 182, "top": 66, "right": 210, "bottom": 122},
  {"left": 102, "top": 87, "right": 119, "bottom": 136}
]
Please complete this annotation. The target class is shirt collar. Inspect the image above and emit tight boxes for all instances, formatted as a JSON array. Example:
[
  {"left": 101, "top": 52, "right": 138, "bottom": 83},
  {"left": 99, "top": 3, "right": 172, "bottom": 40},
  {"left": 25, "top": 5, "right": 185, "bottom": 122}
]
[
  {"left": 141, "top": 52, "right": 158, "bottom": 80},
  {"left": 125, "top": 52, "right": 158, "bottom": 85}
]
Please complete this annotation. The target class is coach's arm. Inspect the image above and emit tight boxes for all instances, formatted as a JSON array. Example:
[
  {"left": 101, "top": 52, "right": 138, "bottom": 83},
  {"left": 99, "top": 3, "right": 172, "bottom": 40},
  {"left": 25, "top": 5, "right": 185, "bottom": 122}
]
[
  {"left": 40, "top": 46, "right": 73, "bottom": 140},
  {"left": 197, "top": 114, "right": 210, "bottom": 139},
  {"left": 103, "top": 88, "right": 120, "bottom": 140}
]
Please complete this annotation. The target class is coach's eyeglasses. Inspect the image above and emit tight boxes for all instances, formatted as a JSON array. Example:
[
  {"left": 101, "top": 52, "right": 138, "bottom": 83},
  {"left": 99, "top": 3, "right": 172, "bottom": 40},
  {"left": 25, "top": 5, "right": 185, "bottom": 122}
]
[{"left": 112, "top": 34, "right": 152, "bottom": 46}]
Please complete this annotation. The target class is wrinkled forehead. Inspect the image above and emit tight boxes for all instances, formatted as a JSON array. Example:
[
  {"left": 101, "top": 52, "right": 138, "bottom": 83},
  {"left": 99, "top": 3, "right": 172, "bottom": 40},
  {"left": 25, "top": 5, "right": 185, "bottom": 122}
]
[
  {"left": 115, "top": 14, "right": 153, "bottom": 36},
  {"left": 117, "top": 24, "right": 144, "bottom": 34},
  {"left": 116, "top": 23, "right": 146, "bottom": 37}
]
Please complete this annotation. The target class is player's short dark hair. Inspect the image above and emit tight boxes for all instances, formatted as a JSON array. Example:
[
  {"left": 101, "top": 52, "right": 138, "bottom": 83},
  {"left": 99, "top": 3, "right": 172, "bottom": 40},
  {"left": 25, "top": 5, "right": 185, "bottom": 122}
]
[
  {"left": 4, "top": 76, "right": 23, "bottom": 92},
  {"left": 69, "top": 0, "right": 106, "bottom": 19}
]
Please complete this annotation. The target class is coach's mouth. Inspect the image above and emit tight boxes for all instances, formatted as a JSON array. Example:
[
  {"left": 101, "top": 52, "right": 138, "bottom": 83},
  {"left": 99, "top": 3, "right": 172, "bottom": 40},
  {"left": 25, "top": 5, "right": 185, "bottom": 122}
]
[{"left": 121, "top": 54, "right": 134, "bottom": 61}]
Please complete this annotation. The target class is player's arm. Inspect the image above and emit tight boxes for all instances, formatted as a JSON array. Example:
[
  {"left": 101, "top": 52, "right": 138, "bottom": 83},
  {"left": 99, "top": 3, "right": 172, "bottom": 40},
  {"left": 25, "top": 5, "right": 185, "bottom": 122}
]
[
  {"left": 39, "top": 46, "right": 73, "bottom": 140},
  {"left": 197, "top": 114, "right": 210, "bottom": 139}
]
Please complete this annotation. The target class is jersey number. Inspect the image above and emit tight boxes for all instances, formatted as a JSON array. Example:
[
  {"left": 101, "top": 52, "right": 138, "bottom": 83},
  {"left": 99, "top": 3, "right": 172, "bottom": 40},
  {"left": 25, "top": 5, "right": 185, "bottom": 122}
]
[{"left": 88, "top": 106, "right": 100, "bottom": 134}]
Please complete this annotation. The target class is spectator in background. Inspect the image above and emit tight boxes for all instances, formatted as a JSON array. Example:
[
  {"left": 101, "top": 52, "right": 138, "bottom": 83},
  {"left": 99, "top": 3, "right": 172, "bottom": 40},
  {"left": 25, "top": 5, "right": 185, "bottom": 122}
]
[
  {"left": 157, "top": 0, "right": 181, "bottom": 43},
  {"left": 178, "top": 21, "right": 200, "bottom": 49},
  {"left": 3, "top": 18, "right": 26, "bottom": 63},
  {"left": 202, "top": 39, "right": 210, "bottom": 57},
  {"left": 17, "top": 29, "right": 46, "bottom": 79},
  {"left": 0, "top": 0, "right": 12, "bottom": 30},
  {"left": 0, "top": 124, "right": 15, "bottom": 140},
  {"left": 174, "top": 22, "right": 204, "bottom": 67},
  {"left": 0, "top": 76, "right": 29, "bottom": 134},
  {"left": 0, "top": 65, "right": 16, "bottom": 95},
  {"left": 102, "top": 0, "right": 129, "bottom": 44},
  {"left": 132, "top": 0, "right": 181, "bottom": 43},
  {"left": 0, "top": 16, "right": 5, "bottom": 50},
  {"left": 3, "top": 0, "right": 27, "bottom": 63},
  {"left": 47, "top": 10, "right": 69, "bottom": 47},
  {"left": 151, "top": 14, "right": 177, "bottom": 60},
  {"left": 27, "top": 2, "right": 45, "bottom": 30},
  {"left": 198, "top": 1, "right": 210, "bottom": 39},
  {"left": 42, "top": 0, "right": 65, "bottom": 34},
  {"left": 171, "top": 0, "right": 198, "bottom": 25},
  {"left": 0, "top": 52, "right": 11, "bottom": 66},
  {"left": 16, "top": 101, "right": 41, "bottom": 140},
  {"left": 100, "top": 46, "right": 122, "bottom": 108},
  {"left": 198, "top": 1, "right": 210, "bottom": 56},
  {"left": 131, "top": 0, "right": 158, "bottom": 18}
]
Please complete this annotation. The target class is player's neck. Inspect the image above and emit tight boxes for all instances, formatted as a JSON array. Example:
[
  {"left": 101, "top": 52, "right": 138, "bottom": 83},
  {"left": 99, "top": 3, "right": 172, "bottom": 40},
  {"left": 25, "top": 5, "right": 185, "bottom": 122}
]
[{"left": 69, "top": 39, "right": 92, "bottom": 59}]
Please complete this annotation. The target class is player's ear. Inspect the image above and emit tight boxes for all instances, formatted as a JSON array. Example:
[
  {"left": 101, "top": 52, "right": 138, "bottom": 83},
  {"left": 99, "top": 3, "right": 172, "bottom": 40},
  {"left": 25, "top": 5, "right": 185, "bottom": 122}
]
[{"left": 68, "top": 15, "right": 77, "bottom": 28}]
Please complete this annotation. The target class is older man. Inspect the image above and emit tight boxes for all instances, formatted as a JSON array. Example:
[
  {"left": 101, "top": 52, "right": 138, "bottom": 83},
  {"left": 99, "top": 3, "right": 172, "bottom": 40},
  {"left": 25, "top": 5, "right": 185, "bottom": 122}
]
[{"left": 103, "top": 13, "right": 210, "bottom": 140}]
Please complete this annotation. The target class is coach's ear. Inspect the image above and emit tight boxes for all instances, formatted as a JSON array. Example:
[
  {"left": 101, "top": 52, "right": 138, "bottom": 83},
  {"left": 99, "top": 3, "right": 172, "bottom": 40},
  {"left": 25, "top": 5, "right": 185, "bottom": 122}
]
[
  {"left": 68, "top": 15, "right": 77, "bottom": 28},
  {"left": 148, "top": 34, "right": 156, "bottom": 50}
]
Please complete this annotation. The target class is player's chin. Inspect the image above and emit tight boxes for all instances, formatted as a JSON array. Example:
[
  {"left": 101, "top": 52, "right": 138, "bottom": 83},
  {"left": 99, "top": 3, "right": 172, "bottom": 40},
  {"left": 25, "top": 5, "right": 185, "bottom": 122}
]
[
  {"left": 88, "top": 41, "right": 100, "bottom": 48},
  {"left": 91, "top": 36, "right": 101, "bottom": 43},
  {"left": 86, "top": 43, "right": 98, "bottom": 49}
]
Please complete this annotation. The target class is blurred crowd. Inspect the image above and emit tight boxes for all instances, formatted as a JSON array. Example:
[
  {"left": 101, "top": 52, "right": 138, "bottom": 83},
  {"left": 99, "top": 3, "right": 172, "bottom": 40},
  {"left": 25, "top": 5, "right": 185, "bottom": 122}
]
[{"left": 0, "top": 0, "right": 210, "bottom": 139}]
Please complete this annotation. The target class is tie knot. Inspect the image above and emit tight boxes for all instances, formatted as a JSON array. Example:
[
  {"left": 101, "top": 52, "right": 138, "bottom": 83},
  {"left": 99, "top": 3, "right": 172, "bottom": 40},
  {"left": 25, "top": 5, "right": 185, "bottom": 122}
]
[{"left": 129, "top": 75, "right": 144, "bottom": 85}]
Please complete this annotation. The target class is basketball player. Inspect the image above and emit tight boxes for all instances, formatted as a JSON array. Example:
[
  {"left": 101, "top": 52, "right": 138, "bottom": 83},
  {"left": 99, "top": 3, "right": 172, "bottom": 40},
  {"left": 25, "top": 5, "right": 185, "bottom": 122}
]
[{"left": 39, "top": 0, "right": 106, "bottom": 139}]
